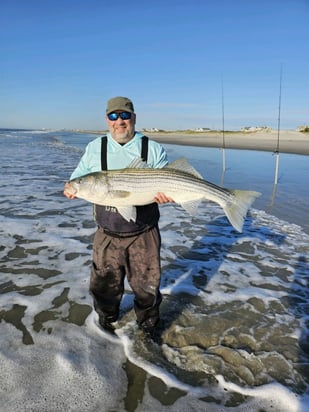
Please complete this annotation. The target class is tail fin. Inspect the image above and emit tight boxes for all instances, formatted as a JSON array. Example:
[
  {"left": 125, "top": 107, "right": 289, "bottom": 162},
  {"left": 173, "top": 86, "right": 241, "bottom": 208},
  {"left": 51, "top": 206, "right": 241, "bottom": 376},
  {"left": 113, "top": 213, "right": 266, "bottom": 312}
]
[{"left": 224, "top": 190, "right": 261, "bottom": 232}]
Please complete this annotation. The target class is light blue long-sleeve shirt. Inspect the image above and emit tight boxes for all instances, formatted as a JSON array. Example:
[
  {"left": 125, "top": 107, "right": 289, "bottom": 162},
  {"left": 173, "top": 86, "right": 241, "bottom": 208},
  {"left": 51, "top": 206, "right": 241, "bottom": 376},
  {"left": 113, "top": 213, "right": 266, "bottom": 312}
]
[{"left": 70, "top": 132, "right": 168, "bottom": 180}]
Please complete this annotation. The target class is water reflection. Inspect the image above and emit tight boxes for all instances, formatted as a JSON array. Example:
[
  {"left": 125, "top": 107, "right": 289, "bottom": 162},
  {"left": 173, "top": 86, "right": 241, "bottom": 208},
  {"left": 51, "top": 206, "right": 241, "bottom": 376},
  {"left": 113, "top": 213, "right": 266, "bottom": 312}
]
[{"left": 166, "top": 145, "right": 309, "bottom": 234}]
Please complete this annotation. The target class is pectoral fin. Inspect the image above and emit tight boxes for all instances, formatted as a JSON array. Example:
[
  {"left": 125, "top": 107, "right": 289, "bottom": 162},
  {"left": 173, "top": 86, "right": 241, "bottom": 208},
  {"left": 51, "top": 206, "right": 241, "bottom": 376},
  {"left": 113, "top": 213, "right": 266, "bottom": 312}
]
[
  {"left": 116, "top": 206, "right": 137, "bottom": 222},
  {"left": 110, "top": 190, "right": 131, "bottom": 198}
]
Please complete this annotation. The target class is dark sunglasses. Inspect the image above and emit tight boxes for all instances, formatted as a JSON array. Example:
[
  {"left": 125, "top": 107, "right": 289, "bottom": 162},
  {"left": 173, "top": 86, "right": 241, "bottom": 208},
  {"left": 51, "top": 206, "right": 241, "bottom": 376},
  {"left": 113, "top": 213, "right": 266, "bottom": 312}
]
[{"left": 107, "top": 112, "right": 132, "bottom": 121}]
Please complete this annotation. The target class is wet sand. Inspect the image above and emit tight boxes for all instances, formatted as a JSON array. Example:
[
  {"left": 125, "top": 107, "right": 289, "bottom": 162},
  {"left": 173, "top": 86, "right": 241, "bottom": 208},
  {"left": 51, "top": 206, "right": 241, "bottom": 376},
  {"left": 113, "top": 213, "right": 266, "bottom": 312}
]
[{"left": 146, "top": 130, "right": 309, "bottom": 155}]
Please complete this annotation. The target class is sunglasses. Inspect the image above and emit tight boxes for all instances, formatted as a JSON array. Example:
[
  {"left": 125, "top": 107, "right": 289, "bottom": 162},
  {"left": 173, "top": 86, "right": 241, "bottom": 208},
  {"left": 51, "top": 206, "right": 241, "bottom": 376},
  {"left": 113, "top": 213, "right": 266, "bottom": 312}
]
[{"left": 107, "top": 112, "right": 132, "bottom": 121}]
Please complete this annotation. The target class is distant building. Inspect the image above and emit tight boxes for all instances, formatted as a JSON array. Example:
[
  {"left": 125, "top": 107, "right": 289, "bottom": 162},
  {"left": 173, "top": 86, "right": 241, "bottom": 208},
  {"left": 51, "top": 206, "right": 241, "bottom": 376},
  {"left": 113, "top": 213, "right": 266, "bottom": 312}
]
[
  {"left": 241, "top": 126, "right": 272, "bottom": 133},
  {"left": 194, "top": 128, "right": 211, "bottom": 132},
  {"left": 142, "top": 128, "right": 159, "bottom": 132}
]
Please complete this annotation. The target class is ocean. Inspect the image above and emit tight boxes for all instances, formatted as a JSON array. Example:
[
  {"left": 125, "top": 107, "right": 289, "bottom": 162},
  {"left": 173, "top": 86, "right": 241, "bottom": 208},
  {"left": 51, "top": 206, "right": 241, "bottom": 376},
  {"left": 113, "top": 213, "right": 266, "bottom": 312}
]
[{"left": 0, "top": 128, "right": 308, "bottom": 412}]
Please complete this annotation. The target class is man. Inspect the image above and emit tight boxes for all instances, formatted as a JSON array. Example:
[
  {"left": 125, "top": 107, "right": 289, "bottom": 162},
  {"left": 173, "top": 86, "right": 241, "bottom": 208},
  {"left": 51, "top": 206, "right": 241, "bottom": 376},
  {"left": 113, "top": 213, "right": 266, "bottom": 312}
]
[{"left": 64, "top": 96, "right": 172, "bottom": 337}]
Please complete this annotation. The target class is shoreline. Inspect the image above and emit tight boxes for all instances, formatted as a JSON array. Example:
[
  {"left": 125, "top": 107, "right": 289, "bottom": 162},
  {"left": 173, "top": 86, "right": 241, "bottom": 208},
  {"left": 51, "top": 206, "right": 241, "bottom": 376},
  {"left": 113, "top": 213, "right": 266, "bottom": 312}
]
[
  {"left": 78, "top": 129, "right": 309, "bottom": 156},
  {"left": 145, "top": 130, "right": 309, "bottom": 156}
]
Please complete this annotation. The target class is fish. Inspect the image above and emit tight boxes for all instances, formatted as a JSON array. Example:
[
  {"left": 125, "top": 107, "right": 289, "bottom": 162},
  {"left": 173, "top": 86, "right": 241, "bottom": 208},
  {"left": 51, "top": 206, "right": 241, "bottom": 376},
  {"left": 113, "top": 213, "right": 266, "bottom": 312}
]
[{"left": 66, "top": 158, "right": 261, "bottom": 232}]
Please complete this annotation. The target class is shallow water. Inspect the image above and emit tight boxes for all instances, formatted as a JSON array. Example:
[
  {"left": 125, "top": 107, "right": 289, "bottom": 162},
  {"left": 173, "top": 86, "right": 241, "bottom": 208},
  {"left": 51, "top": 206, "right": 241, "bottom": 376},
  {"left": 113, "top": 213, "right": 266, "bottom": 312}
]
[{"left": 0, "top": 129, "right": 309, "bottom": 411}]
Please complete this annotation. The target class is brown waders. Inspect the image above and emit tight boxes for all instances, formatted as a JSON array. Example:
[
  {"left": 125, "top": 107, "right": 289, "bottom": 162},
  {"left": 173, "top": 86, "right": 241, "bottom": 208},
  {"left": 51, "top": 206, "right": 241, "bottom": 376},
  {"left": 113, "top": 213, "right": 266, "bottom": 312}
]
[{"left": 90, "top": 225, "right": 162, "bottom": 331}]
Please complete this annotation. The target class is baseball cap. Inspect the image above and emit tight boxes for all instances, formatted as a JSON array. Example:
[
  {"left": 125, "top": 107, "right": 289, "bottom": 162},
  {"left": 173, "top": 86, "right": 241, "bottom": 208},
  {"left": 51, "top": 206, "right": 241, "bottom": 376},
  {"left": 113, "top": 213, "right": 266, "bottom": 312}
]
[{"left": 106, "top": 97, "right": 135, "bottom": 114}]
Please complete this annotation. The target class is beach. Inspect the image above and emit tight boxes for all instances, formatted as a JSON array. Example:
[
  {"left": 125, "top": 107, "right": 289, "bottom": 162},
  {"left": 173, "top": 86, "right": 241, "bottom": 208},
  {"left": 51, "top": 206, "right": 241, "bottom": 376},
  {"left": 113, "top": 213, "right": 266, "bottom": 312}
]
[
  {"left": 144, "top": 130, "right": 309, "bottom": 155},
  {"left": 85, "top": 128, "right": 309, "bottom": 155},
  {"left": 1, "top": 129, "right": 309, "bottom": 412}
]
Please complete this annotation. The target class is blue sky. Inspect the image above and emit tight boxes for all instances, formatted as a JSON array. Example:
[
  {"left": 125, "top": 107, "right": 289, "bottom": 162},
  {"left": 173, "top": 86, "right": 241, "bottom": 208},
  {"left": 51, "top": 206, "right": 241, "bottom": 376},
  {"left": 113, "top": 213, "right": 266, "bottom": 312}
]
[{"left": 1, "top": 0, "right": 308, "bottom": 130}]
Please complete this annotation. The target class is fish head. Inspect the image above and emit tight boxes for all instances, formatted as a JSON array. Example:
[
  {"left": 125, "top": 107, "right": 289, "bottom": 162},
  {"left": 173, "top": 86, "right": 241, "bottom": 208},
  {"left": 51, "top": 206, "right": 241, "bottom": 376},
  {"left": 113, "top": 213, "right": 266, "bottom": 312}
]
[{"left": 68, "top": 173, "right": 109, "bottom": 200}]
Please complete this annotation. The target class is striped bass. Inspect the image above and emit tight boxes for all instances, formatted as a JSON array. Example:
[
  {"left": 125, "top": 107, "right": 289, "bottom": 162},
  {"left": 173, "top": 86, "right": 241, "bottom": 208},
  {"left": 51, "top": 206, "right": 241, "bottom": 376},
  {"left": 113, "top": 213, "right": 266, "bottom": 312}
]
[{"left": 66, "top": 158, "right": 261, "bottom": 232}]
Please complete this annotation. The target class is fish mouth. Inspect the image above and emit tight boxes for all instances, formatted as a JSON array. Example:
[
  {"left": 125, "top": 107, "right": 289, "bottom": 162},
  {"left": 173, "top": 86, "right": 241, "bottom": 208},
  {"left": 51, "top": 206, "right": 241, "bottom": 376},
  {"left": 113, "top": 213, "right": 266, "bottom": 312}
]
[{"left": 67, "top": 182, "right": 78, "bottom": 195}]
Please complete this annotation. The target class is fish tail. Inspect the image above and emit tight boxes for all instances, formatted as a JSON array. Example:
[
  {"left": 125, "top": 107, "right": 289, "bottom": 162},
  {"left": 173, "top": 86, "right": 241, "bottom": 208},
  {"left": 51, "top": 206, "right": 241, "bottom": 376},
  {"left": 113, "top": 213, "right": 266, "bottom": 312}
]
[{"left": 223, "top": 190, "right": 261, "bottom": 232}]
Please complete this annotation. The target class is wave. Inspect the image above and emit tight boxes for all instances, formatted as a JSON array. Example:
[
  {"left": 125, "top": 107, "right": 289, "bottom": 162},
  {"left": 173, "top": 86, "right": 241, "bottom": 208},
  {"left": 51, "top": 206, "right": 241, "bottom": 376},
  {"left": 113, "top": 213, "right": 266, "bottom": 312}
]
[{"left": 0, "top": 128, "right": 309, "bottom": 411}]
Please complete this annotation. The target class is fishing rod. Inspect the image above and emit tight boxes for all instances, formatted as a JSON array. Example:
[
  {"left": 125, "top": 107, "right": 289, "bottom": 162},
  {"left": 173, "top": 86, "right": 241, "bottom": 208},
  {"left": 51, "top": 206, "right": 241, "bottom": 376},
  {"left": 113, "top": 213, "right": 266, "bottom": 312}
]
[
  {"left": 274, "top": 65, "right": 283, "bottom": 185},
  {"left": 221, "top": 76, "right": 226, "bottom": 175}
]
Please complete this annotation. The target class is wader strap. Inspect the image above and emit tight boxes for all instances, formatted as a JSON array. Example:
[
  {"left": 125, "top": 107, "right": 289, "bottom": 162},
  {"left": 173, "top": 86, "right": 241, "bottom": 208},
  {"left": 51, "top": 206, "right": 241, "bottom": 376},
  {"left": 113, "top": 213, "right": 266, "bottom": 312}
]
[
  {"left": 100, "top": 135, "right": 149, "bottom": 170},
  {"left": 101, "top": 136, "right": 108, "bottom": 170},
  {"left": 141, "top": 136, "right": 149, "bottom": 162}
]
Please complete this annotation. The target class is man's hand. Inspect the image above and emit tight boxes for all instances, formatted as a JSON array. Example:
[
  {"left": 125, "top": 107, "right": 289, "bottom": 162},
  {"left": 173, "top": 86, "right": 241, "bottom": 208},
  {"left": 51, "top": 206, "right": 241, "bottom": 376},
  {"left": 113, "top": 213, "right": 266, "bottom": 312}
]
[
  {"left": 63, "top": 182, "right": 77, "bottom": 199},
  {"left": 154, "top": 192, "right": 174, "bottom": 204}
]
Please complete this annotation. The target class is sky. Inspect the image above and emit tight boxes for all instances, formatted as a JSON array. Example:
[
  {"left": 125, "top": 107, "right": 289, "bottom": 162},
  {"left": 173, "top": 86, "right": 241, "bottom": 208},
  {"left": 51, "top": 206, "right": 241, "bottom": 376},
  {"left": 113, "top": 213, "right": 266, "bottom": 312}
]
[{"left": 1, "top": 0, "right": 308, "bottom": 131}]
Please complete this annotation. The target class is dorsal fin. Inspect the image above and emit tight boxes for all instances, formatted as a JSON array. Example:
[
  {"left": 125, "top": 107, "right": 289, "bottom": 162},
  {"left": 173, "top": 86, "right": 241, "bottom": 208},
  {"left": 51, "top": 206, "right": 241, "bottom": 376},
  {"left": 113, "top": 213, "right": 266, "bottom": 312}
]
[
  {"left": 126, "top": 158, "right": 149, "bottom": 169},
  {"left": 126, "top": 157, "right": 203, "bottom": 179},
  {"left": 166, "top": 158, "right": 203, "bottom": 179}
]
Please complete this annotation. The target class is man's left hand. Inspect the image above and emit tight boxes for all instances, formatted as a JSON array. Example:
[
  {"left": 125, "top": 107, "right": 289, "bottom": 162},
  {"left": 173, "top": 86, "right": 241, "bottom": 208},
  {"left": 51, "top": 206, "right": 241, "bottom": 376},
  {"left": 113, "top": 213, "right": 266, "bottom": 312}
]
[{"left": 154, "top": 192, "right": 174, "bottom": 204}]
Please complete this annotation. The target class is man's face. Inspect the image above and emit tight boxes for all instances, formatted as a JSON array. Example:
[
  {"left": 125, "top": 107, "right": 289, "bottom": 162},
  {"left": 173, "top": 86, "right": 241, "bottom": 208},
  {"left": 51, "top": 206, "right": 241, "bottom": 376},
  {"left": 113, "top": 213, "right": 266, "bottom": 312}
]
[{"left": 106, "top": 111, "right": 136, "bottom": 144}]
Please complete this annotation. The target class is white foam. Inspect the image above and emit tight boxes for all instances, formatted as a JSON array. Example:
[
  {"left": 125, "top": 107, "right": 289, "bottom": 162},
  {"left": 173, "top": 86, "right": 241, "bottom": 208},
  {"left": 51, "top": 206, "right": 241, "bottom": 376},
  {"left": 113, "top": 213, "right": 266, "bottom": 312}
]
[
  {"left": 1, "top": 130, "right": 309, "bottom": 411},
  {"left": 0, "top": 322, "right": 127, "bottom": 412}
]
